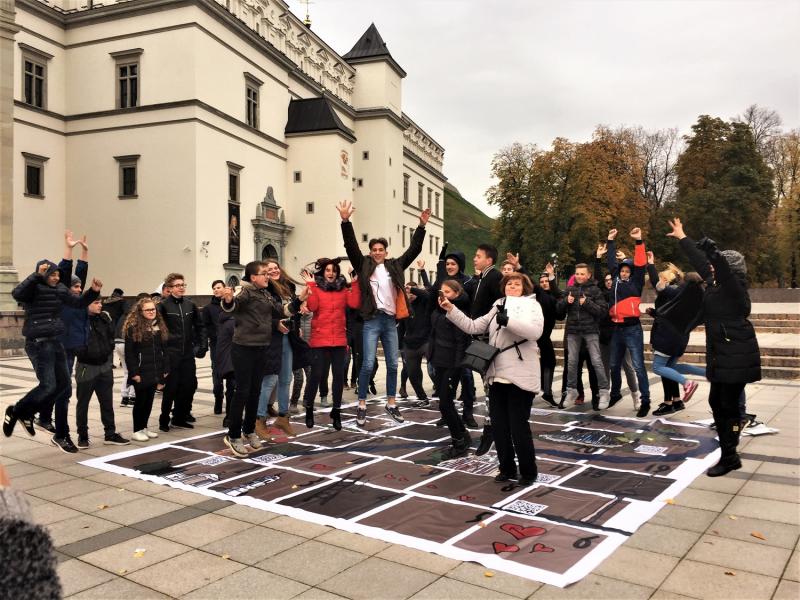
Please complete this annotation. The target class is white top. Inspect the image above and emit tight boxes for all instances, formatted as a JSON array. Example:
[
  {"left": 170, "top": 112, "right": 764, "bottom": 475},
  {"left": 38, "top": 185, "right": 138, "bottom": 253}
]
[{"left": 370, "top": 264, "right": 396, "bottom": 316}]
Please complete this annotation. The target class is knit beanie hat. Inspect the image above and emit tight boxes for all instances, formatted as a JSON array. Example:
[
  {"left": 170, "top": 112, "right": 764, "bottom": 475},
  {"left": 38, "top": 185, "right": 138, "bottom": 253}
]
[
  {"left": 721, "top": 250, "right": 747, "bottom": 277},
  {"left": 70, "top": 275, "right": 81, "bottom": 286}
]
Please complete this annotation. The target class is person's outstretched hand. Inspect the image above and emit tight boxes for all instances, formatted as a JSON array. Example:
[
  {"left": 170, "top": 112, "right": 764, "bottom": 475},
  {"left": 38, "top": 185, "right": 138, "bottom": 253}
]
[
  {"left": 336, "top": 199, "right": 355, "bottom": 221},
  {"left": 667, "top": 218, "right": 686, "bottom": 240}
]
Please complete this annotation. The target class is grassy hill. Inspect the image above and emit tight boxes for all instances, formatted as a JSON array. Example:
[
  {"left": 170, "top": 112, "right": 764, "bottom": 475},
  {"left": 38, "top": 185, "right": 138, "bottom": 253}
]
[{"left": 442, "top": 182, "right": 496, "bottom": 259}]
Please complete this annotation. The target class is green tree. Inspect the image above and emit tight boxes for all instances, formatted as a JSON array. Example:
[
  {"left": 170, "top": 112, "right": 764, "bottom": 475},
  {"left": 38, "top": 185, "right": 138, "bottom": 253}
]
[{"left": 675, "top": 115, "right": 774, "bottom": 280}]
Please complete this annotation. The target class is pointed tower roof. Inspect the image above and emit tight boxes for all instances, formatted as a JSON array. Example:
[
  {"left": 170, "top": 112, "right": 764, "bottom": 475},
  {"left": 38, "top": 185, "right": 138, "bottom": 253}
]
[{"left": 343, "top": 23, "right": 406, "bottom": 78}]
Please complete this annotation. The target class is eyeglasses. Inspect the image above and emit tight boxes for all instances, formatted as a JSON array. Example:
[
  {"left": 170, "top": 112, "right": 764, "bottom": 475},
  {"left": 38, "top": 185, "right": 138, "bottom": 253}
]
[{"left": 170, "top": 284, "right": 187, "bottom": 288}]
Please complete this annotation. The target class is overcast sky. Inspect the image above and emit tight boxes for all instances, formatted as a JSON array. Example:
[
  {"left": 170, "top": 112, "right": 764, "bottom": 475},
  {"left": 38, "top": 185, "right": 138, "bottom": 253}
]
[{"left": 293, "top": 0, "right": 800, "bottom": 217}]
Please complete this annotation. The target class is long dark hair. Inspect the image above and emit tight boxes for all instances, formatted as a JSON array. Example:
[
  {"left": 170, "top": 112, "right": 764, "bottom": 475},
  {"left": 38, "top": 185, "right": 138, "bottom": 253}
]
[{"left": 122, "top": 298, "right": 169, "bottom": 343}]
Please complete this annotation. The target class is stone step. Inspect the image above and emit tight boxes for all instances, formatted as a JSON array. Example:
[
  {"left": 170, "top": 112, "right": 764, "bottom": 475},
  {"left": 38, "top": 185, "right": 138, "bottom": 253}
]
[
  {"left": 552, "top": 349, "right": 799, "bottom": 368},
  {"left": 552, "top": 322, "right": 800, "bottom": 334},
  {"left": 550, "top": 340, "right": 800, "bottom": 358}
]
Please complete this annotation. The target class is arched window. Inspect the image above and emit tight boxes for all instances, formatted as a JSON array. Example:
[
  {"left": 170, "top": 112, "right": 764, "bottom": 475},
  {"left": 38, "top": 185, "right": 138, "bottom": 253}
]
[{"left": 262, "top": 244, "right": 278, "bottom": 260}]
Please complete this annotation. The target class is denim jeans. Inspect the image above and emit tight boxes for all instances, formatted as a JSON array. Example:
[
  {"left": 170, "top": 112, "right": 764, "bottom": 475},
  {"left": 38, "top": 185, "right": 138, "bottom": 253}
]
[
  {"left": 258, "top": 334, "right": 293, "bottom": 417},
  {"left": 18, "top": 339, "right": 72, "bottom": 438},
  {"left": 566, "top": 333, "right": 608, "bottom": 391},
  {"left": 609, "top": 324, "right": 650, "bottom": 404},
  {"left": 652, "top": 354, "right": 706, "bottom": 386},
  {"left": 358, "top": 312, "right": 399, "bottom": 401}
]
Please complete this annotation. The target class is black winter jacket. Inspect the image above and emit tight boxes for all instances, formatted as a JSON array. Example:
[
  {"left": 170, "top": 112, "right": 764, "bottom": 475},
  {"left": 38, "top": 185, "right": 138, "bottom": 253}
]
[
  {"left": 125, "top": 326, "right": 169, "bottom": 387},
  {"left": 12, "top": 271, "right": 99, "bottom": 339},
  {"left": 222, "top": 282, "right": 282, "bottom": 347},
  {"left": 556, "top": 281, "right": 607, "bottom": 336},
  {"left": 214, "top": 311, "right": 235, "bottom": 378},
  {"left": 469, "top": 267, "right": 503, "bottom": 319},
  {"left": 341, "top": 220, "right": 425, "bottom": 320},
  {"left": 203, "top": 296, "right": 223, "bottom": 345},
  {"left": 76, "top": 312, "right": 115, "bottom": 366},
  {"left": 428, "top": 292, "right": 471, "bottom": 368},
  {"left": 678, "top": 237, "right": 760, "bottom": 383},
  {"left": 158, "top": 296, "right": 206, "bottom": 359},
  {"left": 399, "top": 288, "right": 431, "bottom": 350},
  {"left": 103, "top": 295, "right": 128, "bottom": 340}
]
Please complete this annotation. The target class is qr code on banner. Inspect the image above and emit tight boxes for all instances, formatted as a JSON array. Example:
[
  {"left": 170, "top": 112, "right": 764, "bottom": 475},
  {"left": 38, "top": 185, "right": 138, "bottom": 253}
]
[
  {"left": 635, "top": 445, "right": 669, "bottom": 456},
  {"left": 503, "top": 500, "right": 548, "bottom": 517},
  {"left": 536, "top": 474, "right": 560, "bottom": 484},
  {"left": 530, "top": 408, "right": 552, "bottom": 416},
  {"left": 198, "top": 456, "right": 234, "bottom": 466},
  {"left": 250, "top": 454, "right": 287, "bottom": 465},
  {"left": 439, "top": 455, "right": 499, "bottom": 475}
]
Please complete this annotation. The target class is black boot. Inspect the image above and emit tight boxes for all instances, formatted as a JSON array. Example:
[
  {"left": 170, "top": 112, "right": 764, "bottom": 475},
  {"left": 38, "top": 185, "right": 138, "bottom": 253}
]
[
  {"left": 331, "top": 408, "right": 342, "bottom": 431},
  {"left": 305, "top": 406, "right": 315, "bottom": 429},
  {"left": 441, "top": 431, "right": 472, "bottom": 460},
  {"left": 541, "top": 394, "right": 558, "bottom": 408},
  {"left": 475, "top": 424, "right": 494, "bottom": 456},
  {"left": 213, "top": 398, "right": 223, "bottom": 415},
  {"left": 707, "top": 419, "right": 742, "bottom": 477}
]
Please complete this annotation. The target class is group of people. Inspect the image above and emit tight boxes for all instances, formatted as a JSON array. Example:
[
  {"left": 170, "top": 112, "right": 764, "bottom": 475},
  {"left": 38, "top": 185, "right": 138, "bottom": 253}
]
[{"left": 3, "top": 212, "right": 761, "bottom": 479}]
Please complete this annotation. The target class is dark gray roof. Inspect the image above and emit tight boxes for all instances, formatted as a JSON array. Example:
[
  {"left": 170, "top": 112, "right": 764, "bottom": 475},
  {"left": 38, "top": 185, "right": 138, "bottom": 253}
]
[
  {"left": 343, "top": 23, "right": 390, "bottom": 59},
  {"left": 285, "top": 97, "right": 355, "bottom": 140}
]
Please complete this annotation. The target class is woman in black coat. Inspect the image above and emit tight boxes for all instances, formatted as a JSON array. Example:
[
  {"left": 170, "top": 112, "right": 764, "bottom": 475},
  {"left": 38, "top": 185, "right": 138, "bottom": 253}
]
[
  {"left": 214, "top": 310, "right": 236, "bottom": 427},
  {"left": 428, "top": 280, "right": 472, "bottom": 458},
  {"left": 668, "top": 218, "right": 761, "bottom": 477},
  {"left": 123, "top": 298, "right": 169, "bottom": 442}
]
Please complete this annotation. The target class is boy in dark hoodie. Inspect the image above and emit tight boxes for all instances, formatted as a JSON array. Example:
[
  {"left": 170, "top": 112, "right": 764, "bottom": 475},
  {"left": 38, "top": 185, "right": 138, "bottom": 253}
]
[{"left": 5, "top": 260, "right": 102, "bottom": 453}]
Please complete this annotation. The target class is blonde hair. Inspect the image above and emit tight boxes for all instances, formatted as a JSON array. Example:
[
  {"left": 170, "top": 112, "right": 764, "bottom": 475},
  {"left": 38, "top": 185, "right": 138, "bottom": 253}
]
[{"left": 659, "top": 262, "right": 684, "bottom": 285}]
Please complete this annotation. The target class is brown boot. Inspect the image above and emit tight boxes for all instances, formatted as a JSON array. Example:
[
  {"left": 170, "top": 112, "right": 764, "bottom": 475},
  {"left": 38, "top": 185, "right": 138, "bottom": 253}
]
[
  {"left": 274, "top": 415, "right": 295, "bottom": 437},
  {"left": 254, "top": 418, "right": 271, "bottom": 440}
]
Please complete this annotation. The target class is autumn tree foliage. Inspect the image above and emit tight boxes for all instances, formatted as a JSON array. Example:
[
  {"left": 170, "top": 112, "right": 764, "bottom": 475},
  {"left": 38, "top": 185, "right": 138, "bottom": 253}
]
[{"left": 488, "top": 106, "right": 790, "bottom": 286}]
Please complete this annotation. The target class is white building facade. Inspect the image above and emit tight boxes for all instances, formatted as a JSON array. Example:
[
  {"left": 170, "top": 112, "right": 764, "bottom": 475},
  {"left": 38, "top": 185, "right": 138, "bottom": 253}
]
[{"left": 7, "top": 0, "right": 446, "bottom": 296}]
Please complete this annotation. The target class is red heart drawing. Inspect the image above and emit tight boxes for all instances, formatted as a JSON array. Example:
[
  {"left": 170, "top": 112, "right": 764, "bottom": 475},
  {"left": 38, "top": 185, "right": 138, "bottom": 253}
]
[
  {"left": 458, "top": 495, "right": 476, "bottom": 502},
  {"left": 310, "top": 464, "right": 329, "bottom": 471},
  {"left": 501, "top": 523, "right": 547, "bottom": 540},
  {"left": 492, "top": 542, "right": 520, "bottom": 554},
  {"left": 531, "top": 543, "right": 555, "bottom": 553}
]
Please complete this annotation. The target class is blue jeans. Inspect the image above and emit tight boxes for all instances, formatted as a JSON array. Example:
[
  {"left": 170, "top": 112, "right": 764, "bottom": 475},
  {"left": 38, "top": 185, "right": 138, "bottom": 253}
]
[
  {"left": 609, "top": 324, "right": 650, "bottom": 405},
  {"left": 17, "top": 339, "right": 72, "bottom": 438},
  {"left": 652, "top": 354, "right": 706, "bottom": 386},
  {"left": 258, "top": 334, "right": 293, "bottom": 417},
  {"left": 358, "top": 312, "right": 399, "bottom": 401}
]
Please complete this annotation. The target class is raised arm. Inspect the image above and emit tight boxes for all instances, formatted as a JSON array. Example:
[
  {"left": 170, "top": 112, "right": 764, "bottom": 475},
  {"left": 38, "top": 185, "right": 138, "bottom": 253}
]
[
  {"left": 337, "top": 200, "right": 364, "bottom": 273},
  {"left": 668, "top": 218, "right": 712, "bottom": 281},
  {"left": 398, "top": 209, "right": 431, "bottom": 269},
  {"left": 606, "top": 229, "right": 619, "bottom": 275},
  {"left": 443, "top": 301, "right": 497, "bottom": 335},
  {"left": 630, "top": 228, "right": 647, "bottom": 293}
]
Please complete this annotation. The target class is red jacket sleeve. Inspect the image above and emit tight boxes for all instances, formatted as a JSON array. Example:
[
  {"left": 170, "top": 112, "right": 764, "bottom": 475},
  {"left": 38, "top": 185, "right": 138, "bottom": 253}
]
[
  {"left": 634, "top": 240, "right": 647, "bottom": 267},
  {"left": 306, "top": 281, "right": 320, "bottom": 312}
]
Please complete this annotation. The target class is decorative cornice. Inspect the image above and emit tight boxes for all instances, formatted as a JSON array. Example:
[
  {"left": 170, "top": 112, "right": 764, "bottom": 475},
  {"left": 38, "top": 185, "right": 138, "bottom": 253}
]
[{"left": 403, "top": 148, "right": 447, "bottom": 182}]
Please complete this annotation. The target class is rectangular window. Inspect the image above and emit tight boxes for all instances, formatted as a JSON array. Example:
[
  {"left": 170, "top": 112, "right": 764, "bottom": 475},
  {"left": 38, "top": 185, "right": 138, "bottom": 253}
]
[
  {"left": 435, "top": 237, "right": 440, "bottom": 254},
  {"left": 306, "top": 202, "right": 314, "bottom": 213},
  {"left": 362, "top": 151, "right": 369, "bottom": 160},
  {"left": 417, "top": 183, "right": 423, "bottom": 208},
  {"left": 118, "top": 62, "right": 139, "bottom": 108},
  {"left": 357, "top": 178, "right": 364, "bottom": 187},
  {"left": 429, "top": 237, "right": 433, "bottom": 254},
  {"left": 114, "top": 154, "right": 140, "bottom": 198},
  {"left": 427, "top": 187, "right": 432, "bottom": 210},
  {"left": 22, "top": 152, "right": 48, "bottom": 198},
  {"left": 403, "top": 174, "right": 410, "bottom": 203},
  {"left": 293, "top": 171, "right": 302, "bottom": 183},
  {"left": 20, "top": 44, "right": 52, "bottom": 110},
  {"left": 243, "top": 72, "right": 263, "bottom": 129},
  {"left": 402, "top": 225, "right": 406, "bottom": 247},
  {"left": 362, "top": 234, "right": 368, "bottom": 242},
  {"left": 435, "top": 192, "right": 440, "bottom": 216},
  {"left": 111, "top": 49, "right": 143, "bottom": 110},
  {"left": 227, "top": 161, "right": 243, "bottom": 203},
  {"left": 389, "top": 157, "right": 392, "bottom": 166}
]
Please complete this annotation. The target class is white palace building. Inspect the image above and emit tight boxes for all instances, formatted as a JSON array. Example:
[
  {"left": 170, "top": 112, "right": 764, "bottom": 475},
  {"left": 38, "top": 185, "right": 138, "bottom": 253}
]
[{"left": 0, "top": 0, "right": 446, "bottom": 300}]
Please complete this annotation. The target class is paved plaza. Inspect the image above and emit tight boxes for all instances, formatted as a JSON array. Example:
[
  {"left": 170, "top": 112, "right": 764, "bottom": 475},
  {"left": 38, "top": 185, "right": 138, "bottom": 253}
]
[{"left": 1, "top": 347, "right": 798, "bottom": 599}]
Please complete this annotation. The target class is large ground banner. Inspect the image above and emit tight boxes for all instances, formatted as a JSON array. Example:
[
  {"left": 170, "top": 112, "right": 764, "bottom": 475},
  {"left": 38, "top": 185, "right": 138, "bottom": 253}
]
[{"left": 82, "top": 400, "right": 720, "bottom": 587}]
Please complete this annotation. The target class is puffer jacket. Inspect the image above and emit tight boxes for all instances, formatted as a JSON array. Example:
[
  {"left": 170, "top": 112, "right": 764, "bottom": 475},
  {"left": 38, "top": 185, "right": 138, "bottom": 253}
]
[
  {"left": 446, "top": 295, "right": 544, "bottom": 392},
  {"left": 221, "top": 282, "right": 281, "bottom": 347},
  {"left": 679, "top": 237, "right": 761, "bottom": 384},
  {"left": 428, "top": 291, "right": 471, "bottom": 368},
  {"left": 306, "top": 276, "right": 361, "bottom": 348},
  {"left": 556, "top": 281, "right": 607, "bottom": 336},
  {"left": 124, "top": 325, "right": 169, "bottom": 387},
  {"left": 341, "top": 220, "right": 425, "bottom": 320},
  {"left": 12, "top": 270, "right": 99, "bottom": 339}
]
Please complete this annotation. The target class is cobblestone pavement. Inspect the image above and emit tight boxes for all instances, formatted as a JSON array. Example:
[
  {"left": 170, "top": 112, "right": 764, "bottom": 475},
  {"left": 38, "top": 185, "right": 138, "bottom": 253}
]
[{"left": 1, "top": 354, "right": 797, "bottom": 600}]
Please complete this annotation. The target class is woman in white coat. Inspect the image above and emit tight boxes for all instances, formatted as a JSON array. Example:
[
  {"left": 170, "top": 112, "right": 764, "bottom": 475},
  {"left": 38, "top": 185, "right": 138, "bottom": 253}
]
[{"left": 440, "top": 272, "right": 544, "bottom": 486}]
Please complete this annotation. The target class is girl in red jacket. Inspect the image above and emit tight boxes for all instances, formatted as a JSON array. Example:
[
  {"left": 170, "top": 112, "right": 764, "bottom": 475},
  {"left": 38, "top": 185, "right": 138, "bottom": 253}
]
[{"left": 301, "top": 258, "right": 360, "bottom": 430}]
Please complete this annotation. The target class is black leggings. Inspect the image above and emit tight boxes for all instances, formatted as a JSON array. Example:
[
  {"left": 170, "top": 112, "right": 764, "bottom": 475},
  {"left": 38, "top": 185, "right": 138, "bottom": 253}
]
[
  {"left": 709, "top": 381, "right": 747, "bottom": 456},
  {"left": 304, "top": 347, "right": 346, "bottom": 409},
  {"left": 434, "top": 366, "right": 465, "bottom": 440},
  {"left": 402, "top": 344, "right": 428, "bottom": 399},
  {"left": 489, "top": 382, "right": 537, "bottom": 479},
  {"left": 662, "top": 378, "right": 680, "bottom": 402},
  {"left": 132, "top": 382, "right": 157, "bottom": 432}
]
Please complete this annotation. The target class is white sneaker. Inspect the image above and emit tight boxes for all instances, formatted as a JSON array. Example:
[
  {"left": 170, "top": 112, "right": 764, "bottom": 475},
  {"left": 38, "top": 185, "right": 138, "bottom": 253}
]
[
  {"left": 245, "top": 432, "right": 263, "bottom": 449},
  {"left": 132, "top": 430, "right": 149, "bottom": 442},
  {"left": 633, "top": 392, "right": 642, "bottom": 411},
  {"left": 597, "top": 391, "right": 610, "bottom": 410},
  {"left": 145, "top": 429, "right": 158, "bottom": 439},
  {"left": 320, "top": 396, "right": 329, "bottom": 407},
  {"left": 564, "top": 388, "right": 580, "bottom": 407}
]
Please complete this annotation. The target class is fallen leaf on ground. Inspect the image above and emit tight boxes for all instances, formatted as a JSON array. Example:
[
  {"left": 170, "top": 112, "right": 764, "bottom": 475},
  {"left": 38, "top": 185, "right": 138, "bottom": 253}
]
[
  {"left": 484, "top": 571, "right": 494, "bottom": 578},
  {"left": 221, "top": 553, "right": 230, "bottom": 560},
  {"left": 750, "top": 532, "right": 766, "bottom": 540},
  {"left": 291, "top": 485, "right": 298, "bottom": 489},
  {"left": 478, "top": 522, "right": 487, "bottom": 528},
  {"left": 96, "top": 504, "right": 109, "bottom": 510},
  {"left": 664, "top": 498, "right": 675, "bottom": 505},
  {"left": 724, "top": 571, "right": 736, "bottom": 576},
  {"left": 728, "top": 515, "right": 738, "bottom": 520},
  {"left": 118, "top": 569, "right": 128, "bottom": 575},
  {"left": 711, "top": 530, "right": 719, "bottom": 535},
  {"left": 133, "top": 548, "right": 146, "bottom": 558}
]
